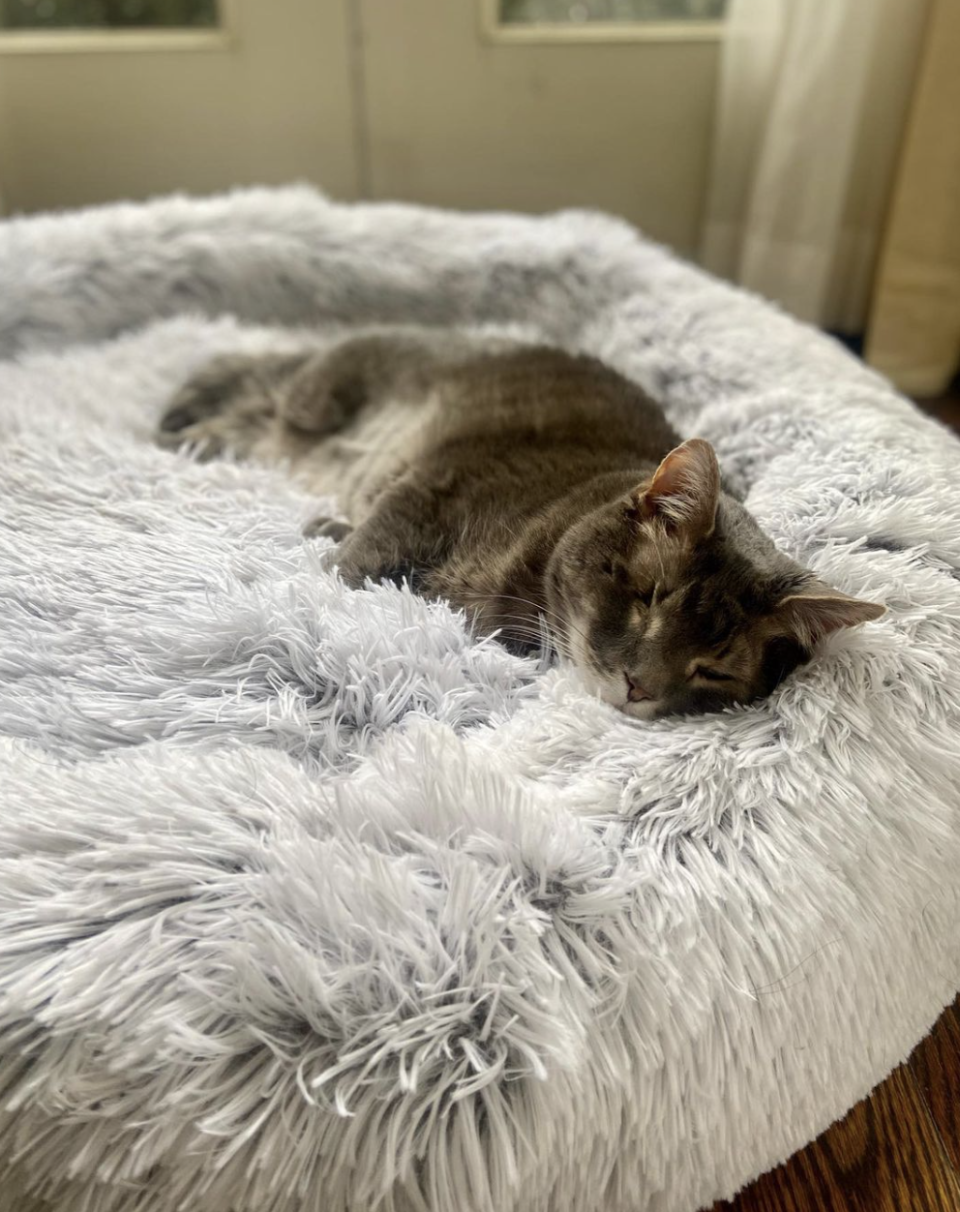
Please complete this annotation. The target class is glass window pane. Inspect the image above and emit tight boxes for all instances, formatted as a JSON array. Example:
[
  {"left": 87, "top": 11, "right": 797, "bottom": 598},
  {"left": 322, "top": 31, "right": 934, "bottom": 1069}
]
[
  {"left": 0, "top": 0, "right": 218, "bottom": 29},
  {"left": 500, "top": 0, "right": 726, "bottom": 23}
]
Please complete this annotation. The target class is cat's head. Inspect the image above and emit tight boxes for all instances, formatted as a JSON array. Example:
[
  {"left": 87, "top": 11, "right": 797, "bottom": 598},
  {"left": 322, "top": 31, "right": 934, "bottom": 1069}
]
[{"left": 546, "top": 438, "right": 884, "bottom": 719}]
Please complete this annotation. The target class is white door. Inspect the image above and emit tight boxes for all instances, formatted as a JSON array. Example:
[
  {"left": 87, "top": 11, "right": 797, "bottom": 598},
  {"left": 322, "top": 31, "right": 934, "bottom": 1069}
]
[
  {"left": 356, "top": 0, "right": 725, "bottom": 256},
  {"left": 0, "top": 0, "right": 360, "bottom": 212}
]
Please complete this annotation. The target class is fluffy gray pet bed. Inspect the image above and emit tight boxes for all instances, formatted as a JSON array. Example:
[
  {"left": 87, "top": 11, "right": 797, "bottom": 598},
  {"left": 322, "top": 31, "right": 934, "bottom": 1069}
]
[{"left": 0, "top": 187, "right": 958, "bottom": 1212}]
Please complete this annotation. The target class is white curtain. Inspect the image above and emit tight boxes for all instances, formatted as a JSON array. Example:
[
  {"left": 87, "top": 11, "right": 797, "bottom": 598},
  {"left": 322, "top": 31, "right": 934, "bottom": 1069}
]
[{"left": 701, "top": 0, "right": 929, "bottom": 331}]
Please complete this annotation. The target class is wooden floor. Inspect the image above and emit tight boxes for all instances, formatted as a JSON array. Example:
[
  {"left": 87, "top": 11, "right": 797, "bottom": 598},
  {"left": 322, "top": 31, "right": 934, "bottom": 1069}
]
[
  {"left": 915, "top": 388, "right": 960, "bottom": 434},
  {"left": 710, "top": 997, "right": 960, "bottom": 1212},
  {"left": 712, "top": 389, "right": 960, "bottom": 1212}
]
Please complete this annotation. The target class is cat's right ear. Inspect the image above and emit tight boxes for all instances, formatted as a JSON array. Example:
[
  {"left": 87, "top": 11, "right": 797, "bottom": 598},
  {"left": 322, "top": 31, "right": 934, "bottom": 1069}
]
[
  {"left": 629, "top": 438, "right": 720, "bottom": 542},
  {"left": 770, "top": 582, "right": 886, "bottom": 649}
]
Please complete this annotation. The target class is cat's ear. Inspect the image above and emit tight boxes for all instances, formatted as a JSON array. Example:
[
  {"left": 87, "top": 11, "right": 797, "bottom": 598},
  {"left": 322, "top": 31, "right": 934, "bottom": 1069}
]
[
  {"left": 772, "top": 582, "right": 885, "bottom": 649},
  {"left": 633, "top": 438, "right": 720, "bottom": 540}
]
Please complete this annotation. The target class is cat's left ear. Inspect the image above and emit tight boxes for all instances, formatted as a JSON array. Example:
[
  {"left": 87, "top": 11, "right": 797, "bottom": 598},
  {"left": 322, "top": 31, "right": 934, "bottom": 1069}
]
[
  {"left": 633, "top": 438, "right": 720, "bottom": 541},
  {"left": 772, "top": 582, "right": 885, "bottom": 649}
]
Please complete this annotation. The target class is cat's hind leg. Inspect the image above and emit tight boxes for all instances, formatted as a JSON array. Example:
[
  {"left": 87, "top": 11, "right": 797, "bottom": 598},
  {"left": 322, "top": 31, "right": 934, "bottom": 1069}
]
[{"left": 280, "top": 331, "right": 453, "bottom": 435}]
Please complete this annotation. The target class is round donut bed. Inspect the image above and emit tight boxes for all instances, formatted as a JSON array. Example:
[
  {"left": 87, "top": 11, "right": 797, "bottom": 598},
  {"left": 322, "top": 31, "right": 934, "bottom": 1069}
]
[{"left": 0, "top": 187, "right": 958, "bottom": 1212}]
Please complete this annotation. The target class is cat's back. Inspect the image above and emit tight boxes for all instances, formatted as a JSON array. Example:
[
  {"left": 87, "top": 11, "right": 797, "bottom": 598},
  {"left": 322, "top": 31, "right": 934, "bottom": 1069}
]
[
  {"left": 293, "top": 341, "right": 680, "bottom": 520},
  {"left": 438, "top": 346, "right": 676, "bottom": 452}
]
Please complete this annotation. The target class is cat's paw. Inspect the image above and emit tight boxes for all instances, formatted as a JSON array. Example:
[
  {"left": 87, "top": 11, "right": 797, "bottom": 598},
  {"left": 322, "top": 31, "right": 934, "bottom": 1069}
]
[
  {"left": 155, "top": 419, "right": 227, "bottom": 460},
  {"left": 325, "top": 554, "right": 367, "bottom": 588},
  {"left": 328, "top": 554, "right": 420, "bottom": 591},
  {"left": 159, "top": 356, "right": 258, "bottom": 436},
  {"left": 158, "top": 351, "right": 311, "bottom": 445},
  {"left": 303, "top": 515, "right": 354, "bottom": 543}
]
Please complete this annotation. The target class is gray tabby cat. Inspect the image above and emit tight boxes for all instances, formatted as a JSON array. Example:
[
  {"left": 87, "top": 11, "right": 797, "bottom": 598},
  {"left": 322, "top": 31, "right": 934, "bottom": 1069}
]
[{"left": 158, "top": 329, "right": 883, "bottom": 719}]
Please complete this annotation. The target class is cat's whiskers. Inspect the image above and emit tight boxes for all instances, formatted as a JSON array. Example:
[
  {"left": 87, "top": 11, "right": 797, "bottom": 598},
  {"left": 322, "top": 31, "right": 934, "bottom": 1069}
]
[
  {"left": 494, "top": 615, "right": 582, "bottom": 665},
  {"left": 494, "top": 614, "right": 563, "bottom": 650},
  {"left": 475, "top": 598, "right": 589, "bottom": 659},
  {"left": 489, "top": 609, "right": 560, "bottom": 643},
  {"left": 467, "top": 599, "right": 570, "bottom": 649},
  {"left": 477, "top": 592, "right": 592, "bottom": 650}
]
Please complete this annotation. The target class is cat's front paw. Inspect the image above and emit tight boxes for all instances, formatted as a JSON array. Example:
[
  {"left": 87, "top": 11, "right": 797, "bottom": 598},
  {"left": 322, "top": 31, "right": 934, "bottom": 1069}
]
[
  {"left": 303, "top": 515, "right": 354, "bottom": 543},
  {"left": 321, "top": 533, "right": 382, "bottom": 588},
  {"left": 323, "top": 551, "right": 366, "bottom": 587}
]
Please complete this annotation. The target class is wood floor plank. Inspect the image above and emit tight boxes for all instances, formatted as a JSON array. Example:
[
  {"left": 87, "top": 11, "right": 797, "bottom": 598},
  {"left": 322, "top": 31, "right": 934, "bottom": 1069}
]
[
  {"left": 910, "top": 996, "right": 960, "bottom": 1175},
  {"left": 712, "top": 1062, "right": 960, "bottom": 1212},
  {"left": 916, "top": 396, "right": 960, "bottom": 431}
]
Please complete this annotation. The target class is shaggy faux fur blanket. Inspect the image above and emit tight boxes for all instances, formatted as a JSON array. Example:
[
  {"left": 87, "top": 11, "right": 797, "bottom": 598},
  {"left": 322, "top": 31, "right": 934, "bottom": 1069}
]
[{"left": 0, "top": 187, "right": 958, "bottom": 1212}]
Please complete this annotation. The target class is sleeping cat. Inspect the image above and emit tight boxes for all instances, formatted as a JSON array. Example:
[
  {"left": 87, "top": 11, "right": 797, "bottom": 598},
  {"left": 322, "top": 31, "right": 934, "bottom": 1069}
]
[{"left": 158, "top": 329, "right": 883, "bottom": 719}]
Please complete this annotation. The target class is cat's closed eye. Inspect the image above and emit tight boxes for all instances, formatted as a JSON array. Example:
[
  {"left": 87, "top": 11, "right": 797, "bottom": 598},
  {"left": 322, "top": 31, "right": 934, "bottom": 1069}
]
[{"left": 693, "top": 666, "right": 734, "bottom": 683}]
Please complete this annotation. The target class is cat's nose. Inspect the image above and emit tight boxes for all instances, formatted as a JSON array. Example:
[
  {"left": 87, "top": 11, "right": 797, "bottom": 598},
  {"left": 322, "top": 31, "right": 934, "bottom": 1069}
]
[{"left": 625, "top": 673, "right": 651, "bottom": 702}]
